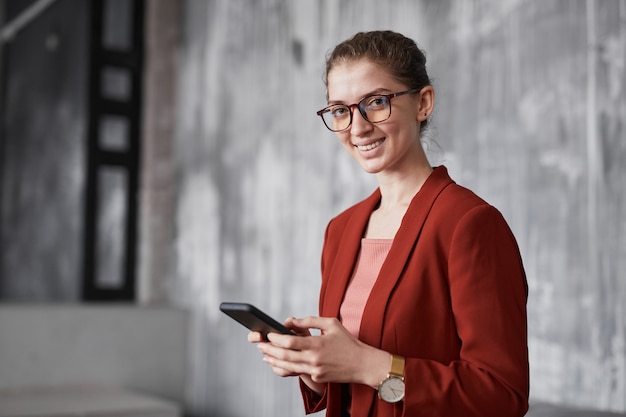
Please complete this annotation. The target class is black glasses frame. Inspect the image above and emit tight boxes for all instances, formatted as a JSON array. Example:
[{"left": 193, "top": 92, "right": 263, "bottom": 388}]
[{"left": 316, "top": 88, "right": 418, "bottom": 132}]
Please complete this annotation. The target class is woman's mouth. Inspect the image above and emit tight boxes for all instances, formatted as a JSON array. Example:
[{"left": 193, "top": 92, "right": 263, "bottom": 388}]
[{"left": 355, "top": 138, "right": 385, "bottom": 151}]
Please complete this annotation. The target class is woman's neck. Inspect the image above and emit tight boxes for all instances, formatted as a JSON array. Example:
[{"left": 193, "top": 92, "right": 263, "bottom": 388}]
[
  {"left": 364, "top": 163, "right": 433, "bottom": 239},
  {"left": 375, "top": 163, "right": 433, "bottom": 211}
]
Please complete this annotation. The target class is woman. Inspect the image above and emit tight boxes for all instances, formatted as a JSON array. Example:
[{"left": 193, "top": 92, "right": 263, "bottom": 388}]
[{"left": 251, "top": 30, "right": 529, "bottom": 417}]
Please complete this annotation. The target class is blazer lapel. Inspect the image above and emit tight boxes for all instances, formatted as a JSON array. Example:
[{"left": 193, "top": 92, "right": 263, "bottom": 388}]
[{"left": 358, "top": 166, "right": 455, "bottom": 348}]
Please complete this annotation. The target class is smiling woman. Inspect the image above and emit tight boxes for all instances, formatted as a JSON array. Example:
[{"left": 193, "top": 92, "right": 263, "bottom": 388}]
[
  {"left": 323, "top": 58, "right": 433, "bottom": 180},
  {"left": 248, "top": 30, "right": 529, "bottom": 417}
]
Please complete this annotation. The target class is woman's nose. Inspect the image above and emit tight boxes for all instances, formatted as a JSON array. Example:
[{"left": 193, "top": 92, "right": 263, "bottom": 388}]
[{"left": 350, "top": 107, "right": 373, "bottom": 135}]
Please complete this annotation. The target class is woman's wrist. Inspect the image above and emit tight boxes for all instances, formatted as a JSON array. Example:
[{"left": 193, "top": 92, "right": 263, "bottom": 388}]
[{"left": 358, "top": 343, "right": 397, "bottom": 390}]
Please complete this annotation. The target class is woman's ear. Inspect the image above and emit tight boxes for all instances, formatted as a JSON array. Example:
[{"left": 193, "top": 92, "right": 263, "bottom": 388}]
[{"left": 416, "top": 86, "right": 434, "bottom": 123}]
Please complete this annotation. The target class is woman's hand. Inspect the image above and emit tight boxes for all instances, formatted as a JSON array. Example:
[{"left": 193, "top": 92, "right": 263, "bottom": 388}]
[
  {"left": 246, "top": 316, "right": 311, "bottom": 344},
  {"left": 248, "top": 317, "right": 322, "bottom": 394},
  {"left": 253, "top": 316, "right": 390, "bottom": 390}
]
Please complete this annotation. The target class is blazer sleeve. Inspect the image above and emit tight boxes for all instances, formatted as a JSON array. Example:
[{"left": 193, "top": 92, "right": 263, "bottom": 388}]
[
  {"left": 402, "top": 204, "right": 529, "bottom": 417},
  {"left": 299, "top": 222, "right": 333, "bottom": 414},
  {"left": 299, "top": 378, "right": 327, "bottom": 414}
]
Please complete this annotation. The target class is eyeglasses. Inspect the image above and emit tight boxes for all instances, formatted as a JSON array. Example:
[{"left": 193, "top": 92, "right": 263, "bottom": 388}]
[{"left": 316, "top": 88, "right": 418, "bottom": 132}]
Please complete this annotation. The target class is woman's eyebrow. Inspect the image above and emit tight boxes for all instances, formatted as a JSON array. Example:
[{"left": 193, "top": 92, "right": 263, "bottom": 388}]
[{"left": 327, "top": 88, "right": 392, "bottom": 105}]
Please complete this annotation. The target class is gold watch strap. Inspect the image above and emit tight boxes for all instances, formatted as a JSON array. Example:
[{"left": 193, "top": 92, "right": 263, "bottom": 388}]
[{"left": 389, "top": 354, "right": 405, "bottom": 378}]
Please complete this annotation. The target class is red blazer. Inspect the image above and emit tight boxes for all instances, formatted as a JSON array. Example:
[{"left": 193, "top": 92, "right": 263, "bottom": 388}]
[{"left": 300, "top": 166, "right": 529, "bottom": 417}]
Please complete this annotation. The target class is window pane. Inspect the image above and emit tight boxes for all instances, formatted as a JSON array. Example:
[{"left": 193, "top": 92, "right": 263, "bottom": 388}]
[
  {"left": 99, "top": 115, "right": 129, "bottom": 151},
  {"left": 102, "top": 0, "right": 133, "bottom": 50},
  {"left": 101, "top": 66, "right": 131, "bottom": 101},
  {"left": 95, "top": 167, "right": 128, "bottom": 289}
]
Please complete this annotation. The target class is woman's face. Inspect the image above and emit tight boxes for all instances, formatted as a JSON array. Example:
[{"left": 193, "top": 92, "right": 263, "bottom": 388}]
[{"left": 326, "top": 60, "right": 427, "bottom": 175}]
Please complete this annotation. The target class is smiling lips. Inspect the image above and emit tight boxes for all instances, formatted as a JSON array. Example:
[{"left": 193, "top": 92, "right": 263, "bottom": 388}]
[{"left": 355, "top": 138, "right": 385, "bottom": 151}]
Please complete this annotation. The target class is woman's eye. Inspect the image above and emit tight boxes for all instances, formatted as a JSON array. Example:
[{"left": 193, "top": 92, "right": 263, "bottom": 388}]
[
  {"left": 331, "top": 106, "right": 349, "bottom": 118},
  {"left": 366, "top": 97, "right": 386, "bottom": 108}
]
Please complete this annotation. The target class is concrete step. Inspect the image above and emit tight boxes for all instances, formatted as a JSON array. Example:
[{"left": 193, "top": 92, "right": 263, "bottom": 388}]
[{"left": 0, "top": 384, "right": 181, "bottom": 417}]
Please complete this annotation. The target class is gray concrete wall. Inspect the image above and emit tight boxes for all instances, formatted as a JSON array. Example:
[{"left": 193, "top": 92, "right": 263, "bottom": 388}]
[{"left": 168, "top": 1, "right": 626, "bottom": 416}]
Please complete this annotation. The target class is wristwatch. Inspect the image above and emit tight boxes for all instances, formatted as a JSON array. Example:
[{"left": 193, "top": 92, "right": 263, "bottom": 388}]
[{"left": 377, "top": 354, "right": 405, "bottom": 403}]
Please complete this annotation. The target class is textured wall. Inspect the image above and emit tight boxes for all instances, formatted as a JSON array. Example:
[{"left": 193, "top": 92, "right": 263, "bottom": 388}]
[
  {"left": 429, "top": 0, "right": 626, "bottom": 410},
  {"left": 167, "top": 0, "right": 626, "bottom": 415},
  {"left": 0, "top": 0, "right": 88, "bottom": 301}
]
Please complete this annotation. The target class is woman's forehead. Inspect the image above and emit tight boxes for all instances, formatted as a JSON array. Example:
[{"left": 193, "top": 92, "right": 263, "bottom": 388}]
[{"left": 327, "top": 60, "right": 402, "bottom": 101}]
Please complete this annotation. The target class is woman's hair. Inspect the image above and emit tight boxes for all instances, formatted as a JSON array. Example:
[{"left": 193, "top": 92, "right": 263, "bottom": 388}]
[{"left": 324, "top": 31, "right": 433, "bottom": 130}]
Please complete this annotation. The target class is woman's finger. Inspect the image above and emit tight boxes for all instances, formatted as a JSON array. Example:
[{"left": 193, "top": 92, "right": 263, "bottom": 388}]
[{"left": 248, "top": 330, "right": 263, "bottom": 343}]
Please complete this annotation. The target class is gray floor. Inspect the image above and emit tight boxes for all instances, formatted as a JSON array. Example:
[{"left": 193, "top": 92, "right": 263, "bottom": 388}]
[{"left": 527, "top": 403, "right": 626, "bottom": 417}]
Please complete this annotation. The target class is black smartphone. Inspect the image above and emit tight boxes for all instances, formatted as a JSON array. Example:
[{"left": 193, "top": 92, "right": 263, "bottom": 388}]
[{"left": 219, "top": 302, "right": 297, "bottom": 340}]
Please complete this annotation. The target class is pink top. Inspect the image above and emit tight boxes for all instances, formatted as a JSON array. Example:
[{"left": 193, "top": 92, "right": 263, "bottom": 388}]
[{"left": 340, "top": 238, "right": 393, "bottom": 337}]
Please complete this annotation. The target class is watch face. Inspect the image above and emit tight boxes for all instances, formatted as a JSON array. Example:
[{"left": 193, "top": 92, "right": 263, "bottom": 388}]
[{"left": 378, "top": 376, "right": 405, "bottom": 403}]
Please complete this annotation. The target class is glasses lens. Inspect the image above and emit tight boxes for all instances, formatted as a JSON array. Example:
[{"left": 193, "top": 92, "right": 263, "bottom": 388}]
[
  {"left": 321, "top": 105, "right": 351, "bottom": 132},
  {"left": 360, "top": 96, "right": 390, "bottom": 123},
  {"left": 319, "top": 94, "right": 394, "bottom": 132}
]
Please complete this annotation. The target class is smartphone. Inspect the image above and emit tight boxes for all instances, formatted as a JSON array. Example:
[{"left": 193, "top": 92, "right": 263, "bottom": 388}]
[{"left": 219, "top": 302, "right": 297, "bottom": 340}]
